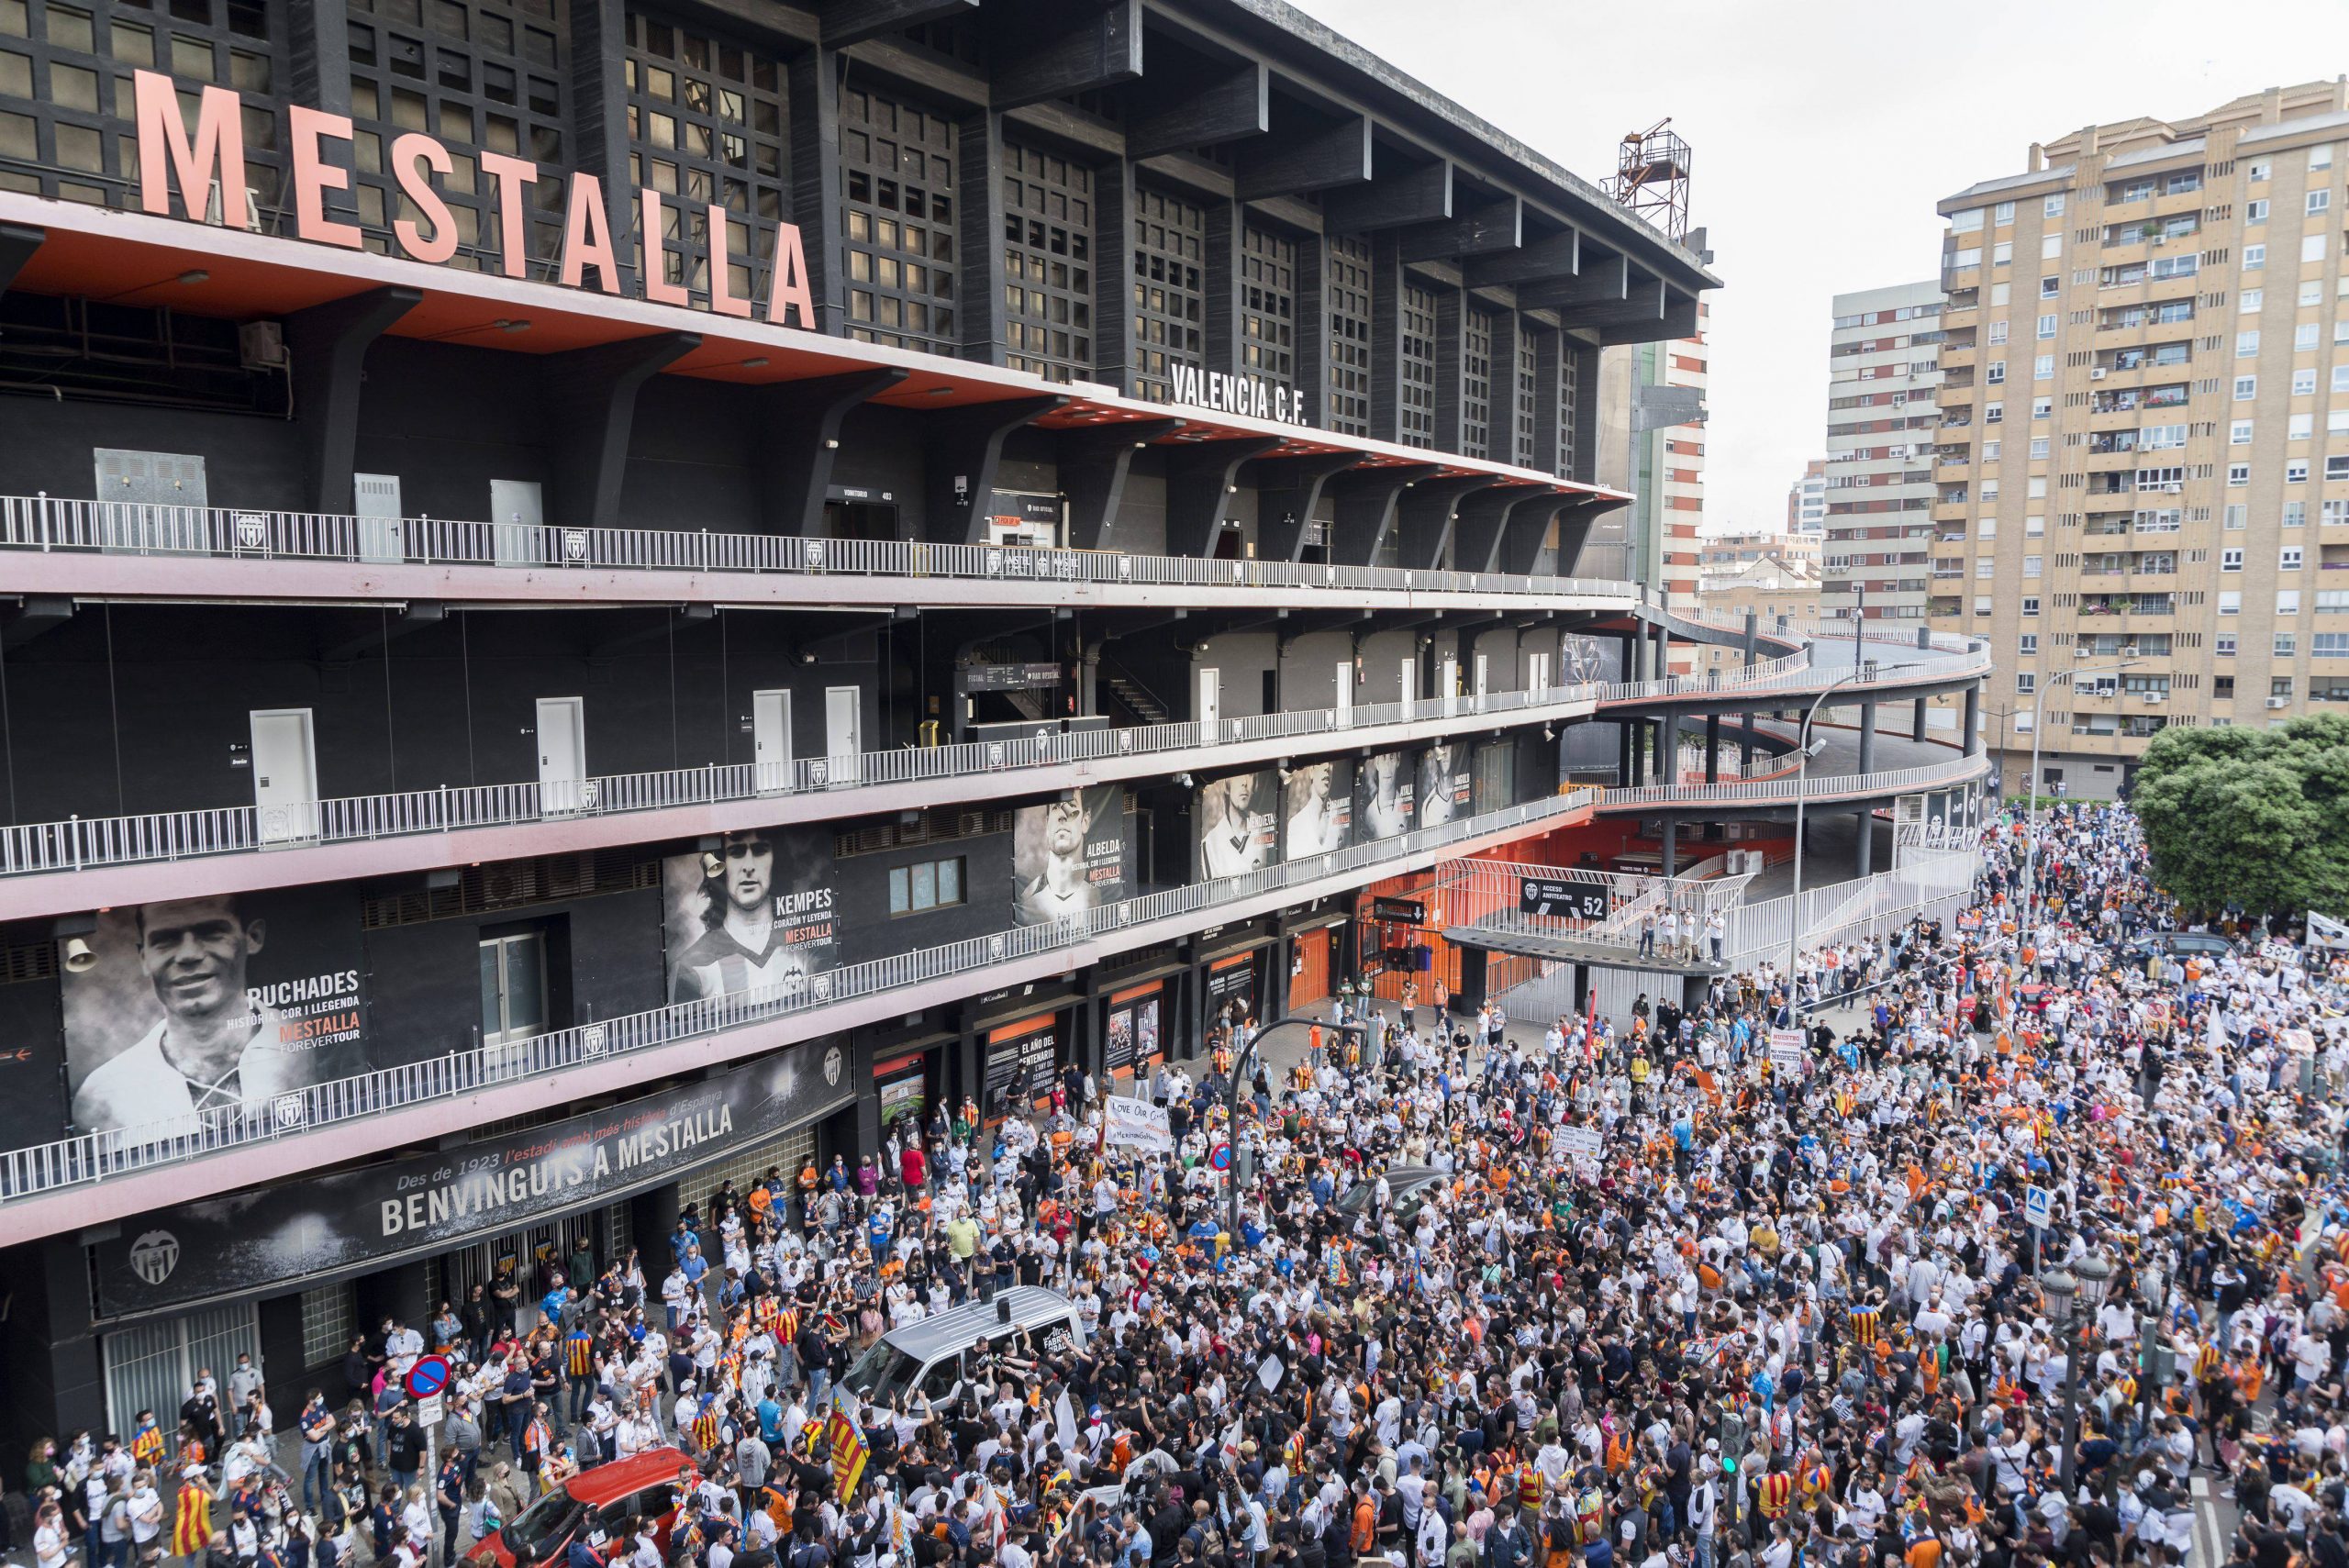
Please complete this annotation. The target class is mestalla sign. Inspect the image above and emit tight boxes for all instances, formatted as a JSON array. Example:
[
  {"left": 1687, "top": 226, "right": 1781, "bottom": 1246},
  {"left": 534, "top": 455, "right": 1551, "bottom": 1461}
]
[
  {"left": 89, "top": 1045, "right": 854, "bottom": 1318},
  {"left": 127, "top": 70, "right": 819, "bottom": 328}
]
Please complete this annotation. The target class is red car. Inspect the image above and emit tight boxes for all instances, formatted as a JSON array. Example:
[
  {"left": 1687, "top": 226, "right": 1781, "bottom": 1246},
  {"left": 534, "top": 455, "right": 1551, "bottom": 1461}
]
[{"left": 463, "top": 1448, "right": 691, "bottom": 1568}]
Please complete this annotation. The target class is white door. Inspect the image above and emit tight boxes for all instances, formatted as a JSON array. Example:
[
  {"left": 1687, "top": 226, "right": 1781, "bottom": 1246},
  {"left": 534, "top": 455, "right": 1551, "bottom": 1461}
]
[
  {"left": 1530, "top": 652, "right": 1551, "bottom": 693},
  {"left": 1334, "top": 662, "right": 1353, "bottom": 727},
  {"left": 1197, "top": 668, "right": 1220, "bottom": 735},
  {"left": 490, "top": 478, "right": 544, "bottom": 567},
  {"left": 1400, "top": 657, "right": 1417, "bottom": 720},
  {"left": 536, "top": 696, "right": 586, "bottom": 812},
  {"left": 355, "top": 473, "right": 404, "bottom": 564},
  {"left": 752, "top": 689, "right": 794, "bottom": 795},
  {"left": 250, "top": 708, "right": 319, "bottom": 845},
  {"left": 824, "top": 686, "right": 862, "bottom": 786},
  {"left": 1441, "top": 654, "right": 1459, "bottom": 716},
  {"left": 1474, "top": 651, "right": 1489, "bottom": 699}
]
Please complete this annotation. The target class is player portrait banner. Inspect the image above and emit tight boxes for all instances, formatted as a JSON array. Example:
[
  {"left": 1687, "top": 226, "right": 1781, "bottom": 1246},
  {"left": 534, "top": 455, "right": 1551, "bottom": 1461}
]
[
  {"left": 1416, "top": 742, "right": 1472, "bottom": 829},
  {"left": 1354, "top": 751, "right": 1416, "bottom": 843},
  {"left": 61, "top": 885, "right": 373, "bottom": 1138},
  {"left": 664, "top": 825, "right": 840, "bottom": 1005},
  {"left": 89, "top": 1044, "right": 855, "bottom": 1318},
  {"left": 1280, "top": 759, "right": 1354, "bottom": 860},
  {"left": 1195, "top": 768, "right": 1280, "bottom": 881},
  {"left": 1011, "top": 785, "right": 1125, "bottom": 926}
]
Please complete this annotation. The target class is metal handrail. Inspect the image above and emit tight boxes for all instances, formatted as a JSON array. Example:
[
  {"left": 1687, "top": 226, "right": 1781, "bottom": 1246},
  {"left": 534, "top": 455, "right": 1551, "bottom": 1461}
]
[
  {"left": 2, "top": 640, "right": 1969, "bottom": 884},
  {"left": 1595, "top": 752, "right": 1987, "bottom": 808},
  {"left": 0, "top": 786, "right": 1601, "bottom": 1203},
  {"left": 0, "top": 495, "right": 1643, "bottom": 603}
]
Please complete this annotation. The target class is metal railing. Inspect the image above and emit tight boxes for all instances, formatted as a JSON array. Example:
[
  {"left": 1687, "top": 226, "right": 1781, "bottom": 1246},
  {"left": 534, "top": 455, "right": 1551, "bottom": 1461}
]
[
  {"left": 0, "top": 495, "right": 1642, "bottom": 604},
  {"left": 7, "top": 641, "right": 1949, "bottom": 885},
  {"left": 1594, "top": 751, "right": 1988, "bottom": 809},
  {"left": 1720, "top": 847, "right": 1979, "bottom": 967},
  {"left": 0, "top": 785, "right": 1600, "bottom": 1202},
  {"left": 1428, "top": 856, "right": 1752, "bottom": 952}
]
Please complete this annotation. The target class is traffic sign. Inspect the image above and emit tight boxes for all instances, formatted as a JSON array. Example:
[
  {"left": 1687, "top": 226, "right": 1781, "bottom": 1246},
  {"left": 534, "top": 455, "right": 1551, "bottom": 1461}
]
[
  {"left": 1208, "top": 1142, "right": 1233, "bottom": 1173},
  {"left": 2023, "top": 1185, "right": 2054, "bottom": 1230},
  {"left": 404, "top": 1353, "right": 452, "bottom": 1400}
]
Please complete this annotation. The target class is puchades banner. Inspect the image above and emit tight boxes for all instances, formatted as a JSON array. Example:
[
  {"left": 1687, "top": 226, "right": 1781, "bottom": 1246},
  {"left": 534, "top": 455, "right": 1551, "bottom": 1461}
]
[{"left": 90, "top": 1043, "right": 856, "bottom": 1318}]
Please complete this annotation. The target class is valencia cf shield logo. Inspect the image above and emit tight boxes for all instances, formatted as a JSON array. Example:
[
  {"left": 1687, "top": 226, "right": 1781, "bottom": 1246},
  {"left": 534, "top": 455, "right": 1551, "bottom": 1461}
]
[
  {"left": 823, "top": 1045, "right": 843, "bottom": 1085},
  {"left": 582, "top": 1024, "right": 607, "bottom": 1058},
  {"left": 128, "top": 1230, "right": 181, "bottom": 1286},
  {"left": 272, "top": 1094, "right": 306, "bottom": 1129}
]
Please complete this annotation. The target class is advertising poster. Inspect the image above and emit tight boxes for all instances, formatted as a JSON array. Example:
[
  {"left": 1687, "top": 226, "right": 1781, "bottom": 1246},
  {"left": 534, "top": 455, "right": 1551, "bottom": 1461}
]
[
  {"left": 1196, "top": 768, "right": 1279, "bottom": 880},
  {"left": 1558, "top": 635, "right": 1626, "bottom": 775},
  {"left": 1558, "top": 633, "right": 1621, "bottom": 688},
  {"left": 1206, "top": 951, "right": 1258, "bottom": 1027},
  {"left": 874, "top": 1051, "right": 928, "bottom": 1130},
  {"left": 61, "top": 886, "right": 372, "bottom": 1136},
  {"left": 90, "top": 1042, "right": 855, "bottom": 1317},
  {"left": 1105, "top": 984, "right": 1164, "bottom": 1077},
  {"left": 983, "top": 1014, "right": 1059, "bottom": 1119},
  {"left": 1417, "top": 743, "right": 1471, "bottom": 828},
  {"left": 1281, "top": 759, "right": 1354, "bottom": 860},
  {"left": 1354, "top": 751, "right": 1416, "bottom": 842},
  {"left": 664, "top": 825, "right": 840, "bottom": 1005},
  {"left": 1011, "top": 785, "right": 1124, "bottom": 925}
]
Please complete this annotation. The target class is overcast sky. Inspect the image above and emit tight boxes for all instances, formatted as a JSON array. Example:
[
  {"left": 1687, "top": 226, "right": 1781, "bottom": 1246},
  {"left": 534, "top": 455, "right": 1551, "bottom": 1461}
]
[{"left": 1303, "top": 0, "right": 2349, "bottom": 532}]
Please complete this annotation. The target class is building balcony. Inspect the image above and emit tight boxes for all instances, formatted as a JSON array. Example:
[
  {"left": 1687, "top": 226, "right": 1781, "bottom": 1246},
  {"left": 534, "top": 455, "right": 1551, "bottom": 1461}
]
[{"left": 1939, "top": 343, "right": 1978, "bottom": 372}]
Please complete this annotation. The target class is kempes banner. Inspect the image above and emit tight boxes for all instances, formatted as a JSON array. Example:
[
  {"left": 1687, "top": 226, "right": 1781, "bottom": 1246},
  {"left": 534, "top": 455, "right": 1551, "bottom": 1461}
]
[
  {"left": 61, "top": 886, "right": 372, "bottom": 1137},
  {"left": 1354, "top": 751, "right": 1416, "bottom": 842},
  {"left": 1416, "top": 742, "right": 1472, "bottom": 828},
  {"left": 1280, "top": 759, "right": 1354, "bottom": 859},
  {"left": 1196, "top": 768, "right": 1279, "bottom": 880},
  {"left": 664, "top": 825, "right": 840, "bottom": 1005},
  {"left": 1011, "top": 785, "right": 1125, "bottom": 925},
  {"left": 91, "top": 1044, "right": 856, "bottom": 1318}
]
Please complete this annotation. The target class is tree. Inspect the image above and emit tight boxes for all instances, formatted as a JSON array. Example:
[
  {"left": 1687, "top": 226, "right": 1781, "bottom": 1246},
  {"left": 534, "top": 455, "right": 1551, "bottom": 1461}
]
[{"left": 2131, "top": 716, "right": 2349, "bottom": 917}]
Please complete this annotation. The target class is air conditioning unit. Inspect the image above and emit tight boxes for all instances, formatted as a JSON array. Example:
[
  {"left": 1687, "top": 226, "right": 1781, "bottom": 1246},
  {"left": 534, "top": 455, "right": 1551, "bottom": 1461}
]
[
  {"left": 2142, "top": 692, "right": 2164, "bottom": 704},
  {"left": 2089, "top": 368, "right": 2108, "bottom": 380},
  {"left": 2267, "top": 696, "right": 2290, "bottom": 708},
  {"left": 239, "top": 321, "right": 287, "bottom": 371},
  {"left": 2161, "top": 483, "right": 2183, "bottom": 494}
]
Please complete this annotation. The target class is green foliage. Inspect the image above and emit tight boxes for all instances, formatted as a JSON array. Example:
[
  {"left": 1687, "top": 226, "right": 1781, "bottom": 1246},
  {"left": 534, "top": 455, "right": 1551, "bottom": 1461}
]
[{"left": 2132, "top": 716, "right": 2349, "bottom": 916}]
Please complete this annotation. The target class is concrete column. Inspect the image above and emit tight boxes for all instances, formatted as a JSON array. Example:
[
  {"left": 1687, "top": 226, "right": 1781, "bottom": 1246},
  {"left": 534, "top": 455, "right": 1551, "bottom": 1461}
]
[
  {"left": 1631, "top": 719, "right": 1647, "bottom": 786},
  {"left": 1913, "top": 697, "right": 1929, "bottom": 743},
  {"left": 1662, "top": 712, "right": 1681, "bottom": 784},
  {"left": 1857, "top": 701, "right": 1878, "bottom": 776},
  {"left": 1854, "top": 811, "right": 1874, "bottom": 876},
  {"left": 1631, "top": 630, "right": 1650, "bottom": 684},
  {"left": 1705, "top": 713, "right": 1721, "bottom": 783},
  {"left": 1743, "top": 609, "right": 1758, "bottom": 669},
  {"left": 1619, "top": 722, "right": 1634, "bottom": 785},
  {"left": 1962, "top": 684, "right": 1982, "bottom": 756},
  {"left": 1654, "top": 625, "right": 1671, "bottom": 681},
  {"left": 1739, "top": 712, "right": 1754, "bottom": 772},
  {"left": 1663, "top": 821, "right": 1679, "bottom": 877}
]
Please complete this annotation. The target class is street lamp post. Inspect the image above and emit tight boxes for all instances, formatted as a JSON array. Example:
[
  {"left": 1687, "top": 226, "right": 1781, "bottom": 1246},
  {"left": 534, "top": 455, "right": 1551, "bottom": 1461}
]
[
  {"left": 1784, "top": 662, "right": 1874, "bottom": 1023},
  {"left": 2040, "top": 1266, "right": 2081, "bottom": 1485},
  {"left": 2020, "top": 661, "right": 2141, "bottom": 938}
]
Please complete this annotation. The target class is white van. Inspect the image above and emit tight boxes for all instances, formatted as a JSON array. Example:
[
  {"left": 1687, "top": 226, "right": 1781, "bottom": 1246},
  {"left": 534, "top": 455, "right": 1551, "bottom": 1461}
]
[{"left": 835, "top": 1285, "right": 1086, "bottom": 1410}]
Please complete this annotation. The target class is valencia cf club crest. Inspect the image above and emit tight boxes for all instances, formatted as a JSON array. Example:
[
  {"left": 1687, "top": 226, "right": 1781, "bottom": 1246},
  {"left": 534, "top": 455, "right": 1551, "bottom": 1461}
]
[
  {"left": 823, "top": 1045, "right": 843, "bottom": 1085},
  {"left": 582, "top": 1024, "right": 607, "bottom": 1058},
  {"left": 272, "top": 1093, "right": 306, "bottom": 1129},
  {"left": 128, "top": 1230, "right": 180, "bottom": 1286}
]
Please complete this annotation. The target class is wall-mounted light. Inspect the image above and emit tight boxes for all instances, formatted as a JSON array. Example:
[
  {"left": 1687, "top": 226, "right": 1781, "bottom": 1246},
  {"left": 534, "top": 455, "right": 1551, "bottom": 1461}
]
[
  {"left": 824, "top": 439, "right": 841, "bottom": 450},
  {"left": 93, "top": 269, "right": 210, "bottom": 304}
]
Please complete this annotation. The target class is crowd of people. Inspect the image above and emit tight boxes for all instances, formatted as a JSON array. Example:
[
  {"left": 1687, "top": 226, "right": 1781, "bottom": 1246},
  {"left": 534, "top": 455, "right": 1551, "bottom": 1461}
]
[{"left": 21, "top": 801, "right": 2349, "bottom": 1568}]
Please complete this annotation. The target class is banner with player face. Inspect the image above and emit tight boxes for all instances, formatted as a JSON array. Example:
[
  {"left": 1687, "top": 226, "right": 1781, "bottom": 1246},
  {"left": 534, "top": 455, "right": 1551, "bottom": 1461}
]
[
  {"left": 1280, "top": 759, "right": 1354, "bottom": 860},
  {"left": 1195, "top": 768, "right": 1280, "bottom": 882},
  {"left": 663, "top": 825, "right": 840, "bottom": 1005},
  {"left": 1010, "top": 785, "right": 1125, "bottom": 926},
  {"left": 60, "top": 887, "right": 371, "bottom": 1137},
  {"left": 1415, "top": 742, "right": 1472, "bottom": 829},
  {"left": 1354, "top": 751, "right": 1416, "bottom": 843}
]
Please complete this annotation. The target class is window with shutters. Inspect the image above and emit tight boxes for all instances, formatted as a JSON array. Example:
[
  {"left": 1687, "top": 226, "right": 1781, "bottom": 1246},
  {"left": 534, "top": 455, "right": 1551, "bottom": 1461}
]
[
  {"left": 1130, "top": 185, "right": 1205, "bottom": 402},
  {"left": 1326, "top": 233, "right": 1373, "bottom": 437},
  {"left": 841, "top": 87, "right": 956, "bottom": 354},
  {"left": 1001, "top": 142, "right": 1091, "bottom": 381},
  {"left": 0, "top": 0, "right": 283, "bottom": 210},
  {"left": 623, "top": 10, "right": 788, "bottom": 310},
  {"left": 347, "top": 0, "right": 568, "bottom": 272},
  {"left": 1400, "top": 282, "right": 1437, "bottom": 448},
  {"left": 1462, "top": 307, "right": 1496, "bottom": 460},
  {"left": 1240, "top": 224, "right": 1295, "bottom": 388}
]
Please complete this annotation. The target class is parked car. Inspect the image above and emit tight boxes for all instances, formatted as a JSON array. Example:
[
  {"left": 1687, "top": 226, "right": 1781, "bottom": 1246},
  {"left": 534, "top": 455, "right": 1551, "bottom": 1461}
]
[{"left": 463, "top": 1447, "right": 689, "bottom": 1568}]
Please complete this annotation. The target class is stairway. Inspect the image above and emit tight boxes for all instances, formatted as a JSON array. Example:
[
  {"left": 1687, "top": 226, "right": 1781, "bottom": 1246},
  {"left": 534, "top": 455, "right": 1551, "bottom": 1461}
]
[{"left": 1100, "top": 661, "right": 1174, "bottom": 726}]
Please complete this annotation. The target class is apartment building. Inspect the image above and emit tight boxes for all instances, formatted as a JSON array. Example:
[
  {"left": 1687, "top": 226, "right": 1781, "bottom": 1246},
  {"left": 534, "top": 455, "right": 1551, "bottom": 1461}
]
[
  {"left": 1934, "top": 78, "right": 2349, "bottom": 795},
  {"left": 1787, "top": 457, "right": 1829, "bottom": 532},
  {"left": 1702, "top": 528, "right": 1822, "bottom": 570},
  {"left": 1823, "top": 281, "right": 1944, "bottom": 624}
]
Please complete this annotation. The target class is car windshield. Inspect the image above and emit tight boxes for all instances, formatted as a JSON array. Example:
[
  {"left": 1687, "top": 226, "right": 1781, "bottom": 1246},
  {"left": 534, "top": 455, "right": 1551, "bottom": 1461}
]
[
  {"left": 502, "top": 1485, "right": 585, "bottom": 1562},
  {"left": 841, "top": 1337, "right": 920, "bottom": 1404}
]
